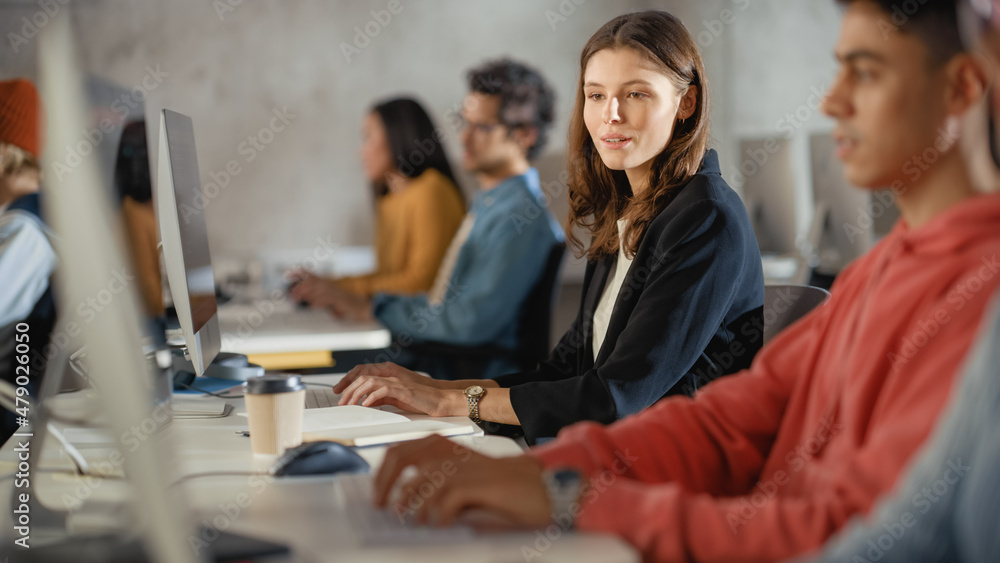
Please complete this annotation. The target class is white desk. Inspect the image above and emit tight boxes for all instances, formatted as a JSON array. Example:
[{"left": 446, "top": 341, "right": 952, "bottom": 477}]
[
  {"left": 217, "top": 302, "right": 391, "bottom": 354},
  {"left": 210, "top": 301, "right": 392, "bottom": 370},
  {"left": 0, "top": 374, "right": 637, "bottom": 562}
]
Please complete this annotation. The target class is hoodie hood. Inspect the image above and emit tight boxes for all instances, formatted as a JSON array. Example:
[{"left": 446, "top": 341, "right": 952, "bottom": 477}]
[{"left": 889, "top": 192, "right": 1000, "bottom": 256}]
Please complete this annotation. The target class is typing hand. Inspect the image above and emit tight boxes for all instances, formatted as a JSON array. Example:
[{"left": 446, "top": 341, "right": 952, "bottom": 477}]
[
  {"left": 287, "top": 273, "right": 373, "bottom": 321},
  {"left": 336, "top": 369, "right": 463, "bottom": 417},
  {"left": 287, "top": 271, "right": 334, "bottom": 306},
  {"left": 334, "top": 362, "right": 440, "bottom": 394},
  {"left": 373, "top": 435, "right": 551, "bottom": 529}
]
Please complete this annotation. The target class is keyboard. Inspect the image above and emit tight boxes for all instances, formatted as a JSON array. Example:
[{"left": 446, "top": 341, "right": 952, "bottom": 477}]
[
  {"left": 335, "top": 472, "right": 474, "bottom": 546},
  {"left": 304, "top": 386, "right": 339, "bottom": 409}
]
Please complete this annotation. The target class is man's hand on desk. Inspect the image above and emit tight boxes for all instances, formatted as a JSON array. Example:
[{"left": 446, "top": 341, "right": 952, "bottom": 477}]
[
  {"left": 373, "top": 434, "right": 552, "bottom": 529},
  {"left": 287, "top": 270, "right": 374, "bottom": 322}
]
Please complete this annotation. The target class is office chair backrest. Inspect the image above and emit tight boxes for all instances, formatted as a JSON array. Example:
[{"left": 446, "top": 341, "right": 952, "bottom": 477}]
[
  {"left": 395, "top": 241, "right": 566, "bottom": 381},
  {"left": 763, "top": 284, "right": 830, "bottom": 345},
  {"left": 516, "top": 242, "right": 566, "bottom": 366}
]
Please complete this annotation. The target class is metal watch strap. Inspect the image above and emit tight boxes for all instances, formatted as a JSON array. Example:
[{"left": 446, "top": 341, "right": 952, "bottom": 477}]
[{"left": 467, "top": 393, "right": 481, "bottom": 423}]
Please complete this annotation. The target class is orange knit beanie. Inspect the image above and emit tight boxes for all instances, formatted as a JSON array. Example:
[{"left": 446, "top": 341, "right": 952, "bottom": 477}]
[{"left": 0, "top": 78, "right": 43, "bottom": 158}]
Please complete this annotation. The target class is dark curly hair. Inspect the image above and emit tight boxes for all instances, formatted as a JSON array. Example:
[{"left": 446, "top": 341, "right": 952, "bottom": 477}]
[{"left": 466, "top": 58, "right": 556, "bottom": 160}]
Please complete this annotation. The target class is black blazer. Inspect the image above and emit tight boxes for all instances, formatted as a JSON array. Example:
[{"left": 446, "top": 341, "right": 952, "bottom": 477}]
[{"left": 494, "top": 150, "right": 764, "bottom": 444}]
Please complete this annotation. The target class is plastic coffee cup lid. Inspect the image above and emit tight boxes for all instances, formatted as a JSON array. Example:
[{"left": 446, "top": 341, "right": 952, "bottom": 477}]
[{"left": 243, "top": 375, "right": 306, "bottom": 394}]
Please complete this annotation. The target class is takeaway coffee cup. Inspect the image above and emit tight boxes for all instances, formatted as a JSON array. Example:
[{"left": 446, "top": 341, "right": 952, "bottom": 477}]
[{"left": 243, "top": 375, "right": 306, "bottom": 455}]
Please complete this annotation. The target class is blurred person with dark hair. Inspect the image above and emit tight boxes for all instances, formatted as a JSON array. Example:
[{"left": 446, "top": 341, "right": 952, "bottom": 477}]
[
  {"left": 296, "top": 60, "right": 564, "bottom": 379},
  {"left": 115, "top": 120, "right": 164, "bottom": 318},
  {"left": 334, "top": 11, "right": 764, "bottom": 444},
  {"left": 359, "top": 3, "right": 1000, "bottom": 561},
  {"left": 0, "top": 78, "right": 56, "bottom": 443},
  {"left": 291, "top": 97, "right": 465, "bottom": 300}
]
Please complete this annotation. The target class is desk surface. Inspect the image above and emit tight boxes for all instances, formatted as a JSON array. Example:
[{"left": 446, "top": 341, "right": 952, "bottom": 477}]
[
  {"left": 0, "top": 374, "right": 637, "bottom": 563},
  {"left": 215, "top": 301, "right": 391, "bottom": 355}
]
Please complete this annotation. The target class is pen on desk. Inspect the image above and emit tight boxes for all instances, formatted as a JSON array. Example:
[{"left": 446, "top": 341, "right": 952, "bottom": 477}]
[{"left": 236, "top": 431, "right": 250, "bottom": 437}]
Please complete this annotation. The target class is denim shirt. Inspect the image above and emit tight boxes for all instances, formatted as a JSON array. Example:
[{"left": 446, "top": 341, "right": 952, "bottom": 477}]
[
  {"left": 372, "top": 168, "right": 563, "bottom": 350},
  {"left": 0, "top": 193, "right": 56, "bottom": 327}
]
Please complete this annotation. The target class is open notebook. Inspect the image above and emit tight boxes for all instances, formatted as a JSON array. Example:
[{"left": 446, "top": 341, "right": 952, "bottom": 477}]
[{"left": 239, "top": 405, "right": 478, "bottom": 447}]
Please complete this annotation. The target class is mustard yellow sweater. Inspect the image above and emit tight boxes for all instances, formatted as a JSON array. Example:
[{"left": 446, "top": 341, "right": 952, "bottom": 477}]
[
  {"left": 338, "top": 168, "right": 465, "bottom": 297},
  {"left": 122, "top": 196, "right": 164, "bottom": 316}
]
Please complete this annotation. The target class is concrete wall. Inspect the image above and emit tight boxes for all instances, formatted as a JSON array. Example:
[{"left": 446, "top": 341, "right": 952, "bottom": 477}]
[{"left": 0, "top": 0, "right": 846, "bottom": 279}]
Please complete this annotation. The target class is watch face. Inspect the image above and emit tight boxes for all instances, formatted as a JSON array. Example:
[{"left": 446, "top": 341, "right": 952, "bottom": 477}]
[{"left": 466, "top": 385, "right": 484, "bottom": 397}]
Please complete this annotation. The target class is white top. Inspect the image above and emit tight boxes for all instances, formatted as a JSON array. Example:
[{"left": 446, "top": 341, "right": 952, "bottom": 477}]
[
  {"left": 0, "top": 210, "right": 56, "bottom": 327},
  {"left": 592, "top": 220, "right": 633, "bottom": 361}
]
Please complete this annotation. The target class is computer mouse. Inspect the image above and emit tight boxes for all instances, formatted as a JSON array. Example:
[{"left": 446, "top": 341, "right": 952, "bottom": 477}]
[{"left": 270, "top": 440, "right": 370, "bottom": 477}]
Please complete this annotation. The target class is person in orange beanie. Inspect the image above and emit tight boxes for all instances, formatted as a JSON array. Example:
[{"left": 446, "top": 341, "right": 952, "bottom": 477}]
[
  {"left": 0, "top": 78, "right": 57, "bottom": 444},
  {"left": 0, "top": 77, "right": 52, "bottom": 326}
]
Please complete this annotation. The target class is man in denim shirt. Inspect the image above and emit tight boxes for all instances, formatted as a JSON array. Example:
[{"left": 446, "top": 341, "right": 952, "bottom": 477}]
[{"left": 300, "top": 59, "right": 563, "bottom": 378}]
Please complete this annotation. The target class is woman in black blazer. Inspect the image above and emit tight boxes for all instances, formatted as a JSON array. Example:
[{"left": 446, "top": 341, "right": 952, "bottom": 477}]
[{"left": 334, "top": 11, "right": 764, "bottom": 444}]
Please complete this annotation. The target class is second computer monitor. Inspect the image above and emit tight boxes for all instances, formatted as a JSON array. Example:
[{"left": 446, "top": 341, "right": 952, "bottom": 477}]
[
  {"left": 156, "top": 108, "right": 221, "bottom": 376},
  {"left": 740, "top": 137, "right": 798, "bottom": 255},
  {"left": 810, "top": 132, "right": 899, "bottom": 275}
]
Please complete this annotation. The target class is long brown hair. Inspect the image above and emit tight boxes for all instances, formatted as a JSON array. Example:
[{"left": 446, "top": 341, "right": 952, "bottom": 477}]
[{"left": 566, "top": 10, "right": 710, "bottom": 260}]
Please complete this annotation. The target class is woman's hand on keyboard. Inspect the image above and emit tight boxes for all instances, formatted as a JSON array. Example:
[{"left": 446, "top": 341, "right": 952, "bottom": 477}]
[
  {"left": 374, "top": 434, "right": 552, "bottom": 529},
  {"left": 336, "top": 367, "right": 465, "bottom": 417},
  {"left": 335, "top": 362, "right": 446, "bottom": 393}
]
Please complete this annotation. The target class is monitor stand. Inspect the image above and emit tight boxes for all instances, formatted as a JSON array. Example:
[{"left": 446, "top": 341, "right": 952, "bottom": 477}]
[{"left": 170, "top": 350, "right": 264, "bottom": 386}]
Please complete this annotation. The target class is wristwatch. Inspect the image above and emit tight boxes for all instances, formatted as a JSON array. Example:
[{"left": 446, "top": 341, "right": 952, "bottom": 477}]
[
  {"left": 464, "top": 385, "right": 486, "bottom": 424},
  {"left": 544, "top": 468, "right": 585, "bottom": 531}
]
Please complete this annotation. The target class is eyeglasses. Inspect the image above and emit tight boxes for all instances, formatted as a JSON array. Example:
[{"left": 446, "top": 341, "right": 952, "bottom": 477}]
[{"left": 456, "top": 114, "right": 505, "bottom": 135}]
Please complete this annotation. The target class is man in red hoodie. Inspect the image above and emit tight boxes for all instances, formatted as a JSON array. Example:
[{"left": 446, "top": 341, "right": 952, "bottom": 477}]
[{"left": 365, "top": 1, "right": 1000, "bottom": 561}]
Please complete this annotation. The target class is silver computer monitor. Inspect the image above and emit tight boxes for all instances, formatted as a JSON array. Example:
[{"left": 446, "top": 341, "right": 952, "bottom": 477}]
[
  {"left": 155, "top": 109, "right": 221, "bottom": 377},
  {"left": 36, "top": 13, "right": 196, "bottom": 562},
  {"left": 809, "top": 132, "right": 900, "bottom": 275},
  {"left": 739, "top": 137, "right": 798, "bottom": 255}
]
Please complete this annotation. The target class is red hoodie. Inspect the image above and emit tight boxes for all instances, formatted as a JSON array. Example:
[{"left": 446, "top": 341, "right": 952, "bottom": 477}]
[{"left": 532, "top": 193, "right": 1000, "bottom": 563}]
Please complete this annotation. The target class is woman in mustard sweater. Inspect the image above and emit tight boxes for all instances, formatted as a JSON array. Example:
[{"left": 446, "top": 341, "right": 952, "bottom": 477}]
[{"left": 293, "top": 98, "right": 465, "bottom": 301}]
